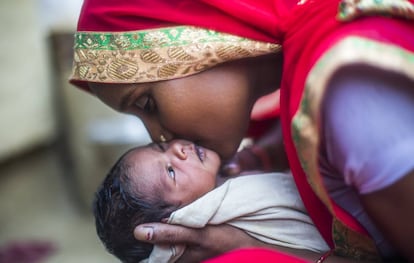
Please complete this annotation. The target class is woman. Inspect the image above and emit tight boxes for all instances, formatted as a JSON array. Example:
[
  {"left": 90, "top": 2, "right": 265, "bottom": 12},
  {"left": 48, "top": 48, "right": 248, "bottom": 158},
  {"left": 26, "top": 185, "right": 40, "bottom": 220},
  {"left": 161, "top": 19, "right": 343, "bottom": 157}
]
[{"left": 69, "top": 0, "right": 414, "bottom": 262}]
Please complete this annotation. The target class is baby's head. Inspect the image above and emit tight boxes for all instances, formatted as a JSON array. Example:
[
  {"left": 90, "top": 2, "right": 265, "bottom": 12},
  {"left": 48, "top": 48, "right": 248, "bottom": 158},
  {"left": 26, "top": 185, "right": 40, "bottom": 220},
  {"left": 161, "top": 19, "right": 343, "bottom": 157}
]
[{"left": 93, "top": 139, "right": 220, "bottom": 262}]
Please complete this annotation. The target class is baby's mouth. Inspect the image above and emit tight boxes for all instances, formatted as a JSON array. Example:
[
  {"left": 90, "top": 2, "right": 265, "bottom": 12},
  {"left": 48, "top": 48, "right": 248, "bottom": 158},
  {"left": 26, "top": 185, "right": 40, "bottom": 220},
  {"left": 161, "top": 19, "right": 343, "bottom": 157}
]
[{"left": 195, "top": 145, "right": 205, "bottom": 162}]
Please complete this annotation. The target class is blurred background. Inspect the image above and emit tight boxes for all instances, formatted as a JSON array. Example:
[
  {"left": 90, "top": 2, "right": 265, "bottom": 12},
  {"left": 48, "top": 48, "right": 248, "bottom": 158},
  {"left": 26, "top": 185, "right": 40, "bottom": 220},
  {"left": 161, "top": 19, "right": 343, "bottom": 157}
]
[{"left": 0, "top": 0, "right": 151, "bottom": 262}]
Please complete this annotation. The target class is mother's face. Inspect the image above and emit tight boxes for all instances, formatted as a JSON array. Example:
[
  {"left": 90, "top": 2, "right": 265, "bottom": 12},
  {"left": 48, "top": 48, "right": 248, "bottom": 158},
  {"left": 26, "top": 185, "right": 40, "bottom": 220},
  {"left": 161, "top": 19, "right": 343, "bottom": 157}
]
[{"left": 89, "top": 61, "right": 257, "bottom": 160}]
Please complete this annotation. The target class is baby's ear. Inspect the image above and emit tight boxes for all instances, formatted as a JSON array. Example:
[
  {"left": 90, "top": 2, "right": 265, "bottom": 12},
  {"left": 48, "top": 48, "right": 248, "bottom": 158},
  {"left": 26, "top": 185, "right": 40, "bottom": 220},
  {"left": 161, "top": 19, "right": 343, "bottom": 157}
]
[{"left": 161, "top": 218, "right": 169, "bottom": 223}]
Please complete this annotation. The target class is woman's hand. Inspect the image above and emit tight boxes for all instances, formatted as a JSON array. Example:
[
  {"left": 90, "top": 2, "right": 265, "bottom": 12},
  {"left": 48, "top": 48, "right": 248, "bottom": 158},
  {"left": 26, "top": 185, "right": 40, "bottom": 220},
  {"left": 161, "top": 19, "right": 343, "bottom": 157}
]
[
  {"left": 219, "top": 146, "right": 265, "bottom": 176},
  {"left": 220, "top": 121, "right": 289, "bottom": 177},
  {"left": 133, "top": 223, "right": 272, "bottom": 262}
]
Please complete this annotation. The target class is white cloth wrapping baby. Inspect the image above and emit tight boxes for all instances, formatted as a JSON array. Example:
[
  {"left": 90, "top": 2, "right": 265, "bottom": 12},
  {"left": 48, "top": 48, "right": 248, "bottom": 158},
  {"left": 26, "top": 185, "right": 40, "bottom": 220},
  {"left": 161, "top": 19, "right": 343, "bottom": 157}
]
[{"left": 142, "top": 172, "right": 329, "bottom": 263}]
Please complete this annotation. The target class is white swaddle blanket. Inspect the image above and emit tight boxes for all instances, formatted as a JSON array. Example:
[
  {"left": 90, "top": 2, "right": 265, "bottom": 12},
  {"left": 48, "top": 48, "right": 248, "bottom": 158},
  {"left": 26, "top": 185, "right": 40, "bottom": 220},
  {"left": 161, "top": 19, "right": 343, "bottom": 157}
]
[{"left": 142, "top": 172, "right": 329, "bottom": 263}]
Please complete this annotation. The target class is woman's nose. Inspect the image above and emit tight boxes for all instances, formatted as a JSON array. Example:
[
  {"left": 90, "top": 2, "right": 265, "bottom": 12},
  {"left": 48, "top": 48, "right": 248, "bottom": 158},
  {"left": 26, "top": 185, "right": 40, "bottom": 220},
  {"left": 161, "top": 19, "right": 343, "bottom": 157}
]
[{"left": 138, "top": 116, "right": 174, "bottom": 143}]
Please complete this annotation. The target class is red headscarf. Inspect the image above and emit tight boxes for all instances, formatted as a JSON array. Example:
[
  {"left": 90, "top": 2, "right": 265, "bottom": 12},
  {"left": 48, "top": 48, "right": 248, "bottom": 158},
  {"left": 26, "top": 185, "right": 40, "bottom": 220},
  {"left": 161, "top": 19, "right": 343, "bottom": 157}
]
[
  {"left": 72, "top": 0, "right": 285, "bottom": 131},
  {"left": 76, "top": 0, "right": 290, "bottom": 43}
]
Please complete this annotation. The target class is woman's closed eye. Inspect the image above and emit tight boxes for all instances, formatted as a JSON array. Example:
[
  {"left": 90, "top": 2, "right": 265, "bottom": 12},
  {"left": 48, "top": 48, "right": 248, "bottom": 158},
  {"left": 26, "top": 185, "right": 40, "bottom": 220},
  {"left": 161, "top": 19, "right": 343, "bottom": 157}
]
[
  {"left": 167, "top": 165, "right": 176, "bottom": 181},
  {"left": 135, "top": 95, "right": 156, "bottom": 112}
]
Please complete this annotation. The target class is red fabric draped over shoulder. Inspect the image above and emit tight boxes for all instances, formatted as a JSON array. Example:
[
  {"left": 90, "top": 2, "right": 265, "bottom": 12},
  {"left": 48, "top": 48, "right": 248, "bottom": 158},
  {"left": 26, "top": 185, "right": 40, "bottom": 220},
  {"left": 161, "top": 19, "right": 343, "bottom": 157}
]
[{"left": 281, "top": 0, "right": 414, "bottom": 250}]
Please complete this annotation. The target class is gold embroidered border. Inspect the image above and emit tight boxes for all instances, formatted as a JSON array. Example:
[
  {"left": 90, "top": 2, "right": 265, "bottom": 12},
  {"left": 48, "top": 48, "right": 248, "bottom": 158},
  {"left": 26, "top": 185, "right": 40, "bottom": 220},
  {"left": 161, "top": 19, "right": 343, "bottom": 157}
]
[
  {"left": 69, "top": 26, "right": 281, "bottom": 85},
  {"left": 292, "top": 36, "right": 414, "bottom": 259},
  {"left": 338, "top": 0, "right": 414, "bottom": 21}
]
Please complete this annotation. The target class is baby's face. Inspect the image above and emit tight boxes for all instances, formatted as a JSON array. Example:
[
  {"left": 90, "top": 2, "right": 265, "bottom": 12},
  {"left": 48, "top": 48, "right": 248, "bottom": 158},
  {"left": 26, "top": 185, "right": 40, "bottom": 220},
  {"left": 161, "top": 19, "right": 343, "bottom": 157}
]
[{"left": 126, "top": 139, "right": 220, "bottom": 207}]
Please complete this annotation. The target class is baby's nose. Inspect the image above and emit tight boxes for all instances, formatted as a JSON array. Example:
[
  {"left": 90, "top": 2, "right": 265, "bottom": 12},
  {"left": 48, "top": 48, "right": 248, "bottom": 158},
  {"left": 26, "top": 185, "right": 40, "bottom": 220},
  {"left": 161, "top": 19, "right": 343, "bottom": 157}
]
[{"left": 169, "top": 141, "right": 189, "bottom": 160}]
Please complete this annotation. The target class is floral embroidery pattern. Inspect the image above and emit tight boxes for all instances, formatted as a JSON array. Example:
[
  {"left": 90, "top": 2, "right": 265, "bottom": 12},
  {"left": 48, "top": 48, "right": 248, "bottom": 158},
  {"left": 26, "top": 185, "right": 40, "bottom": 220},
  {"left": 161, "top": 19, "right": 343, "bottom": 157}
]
[{"left": 70, "top": 26, "right": 280, "bottom": 84}]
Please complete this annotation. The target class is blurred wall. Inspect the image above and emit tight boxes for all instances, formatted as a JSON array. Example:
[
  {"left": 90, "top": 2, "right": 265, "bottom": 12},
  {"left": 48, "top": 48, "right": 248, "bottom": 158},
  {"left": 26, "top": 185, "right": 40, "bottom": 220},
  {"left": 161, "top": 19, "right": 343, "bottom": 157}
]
[
  {"left": 42, "top": 1, "right": 151, "bottom": 210},
  {"left": 0, "top": 0, "right": 57, "bottom": 161},
  {"left": 0, "top": 0, "right": 151, "bottom": 209},
  {"left": 53, "top": 37, "right": 151, "bottom": 210}
]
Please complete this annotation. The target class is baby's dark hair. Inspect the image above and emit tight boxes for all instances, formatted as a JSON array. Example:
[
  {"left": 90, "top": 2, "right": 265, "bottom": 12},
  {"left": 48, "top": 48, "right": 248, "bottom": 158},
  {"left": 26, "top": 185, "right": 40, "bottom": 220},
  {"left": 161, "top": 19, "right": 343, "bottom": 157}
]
[{"left": 93, "top": 147, "right": 179, "bottom": 263}]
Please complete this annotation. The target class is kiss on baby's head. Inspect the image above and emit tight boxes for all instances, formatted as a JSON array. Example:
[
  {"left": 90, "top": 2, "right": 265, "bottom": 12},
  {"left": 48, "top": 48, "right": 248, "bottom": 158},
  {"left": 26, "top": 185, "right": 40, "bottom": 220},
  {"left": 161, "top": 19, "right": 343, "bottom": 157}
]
[{"left": 93, "top": 140, "right": 220, "bottom": 262}]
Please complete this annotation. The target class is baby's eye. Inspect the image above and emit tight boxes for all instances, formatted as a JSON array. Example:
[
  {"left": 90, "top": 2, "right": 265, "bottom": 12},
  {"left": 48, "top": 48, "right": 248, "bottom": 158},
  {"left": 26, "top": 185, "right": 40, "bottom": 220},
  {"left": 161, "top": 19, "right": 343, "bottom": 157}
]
[
  {"left": 135, "top": 95, "right": 156, "bottom": 112},
  {"left": 167, "top": 165, "right": 175, "bottom": 180}
]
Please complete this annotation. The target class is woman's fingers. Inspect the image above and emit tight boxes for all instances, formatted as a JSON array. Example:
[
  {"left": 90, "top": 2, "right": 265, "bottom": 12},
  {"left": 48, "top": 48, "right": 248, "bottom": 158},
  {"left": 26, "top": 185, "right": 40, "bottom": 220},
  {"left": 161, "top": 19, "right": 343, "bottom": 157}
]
[
  {"left": 134, "top": 223, "right": 201, "bottom": 244},
  {"left": 134, "top": 223, "right": 216, "bottom": 262}
]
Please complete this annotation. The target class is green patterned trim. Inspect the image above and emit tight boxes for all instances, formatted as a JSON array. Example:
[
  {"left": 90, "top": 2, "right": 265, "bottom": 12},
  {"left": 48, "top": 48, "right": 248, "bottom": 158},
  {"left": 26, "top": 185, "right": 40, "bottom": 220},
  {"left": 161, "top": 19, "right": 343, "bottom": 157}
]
[
  {"left": 74, "top": 26, "right": 267, "bottom": 50},
  {"left": 338, "top": 0, "right": 414, "bottom": 21}
]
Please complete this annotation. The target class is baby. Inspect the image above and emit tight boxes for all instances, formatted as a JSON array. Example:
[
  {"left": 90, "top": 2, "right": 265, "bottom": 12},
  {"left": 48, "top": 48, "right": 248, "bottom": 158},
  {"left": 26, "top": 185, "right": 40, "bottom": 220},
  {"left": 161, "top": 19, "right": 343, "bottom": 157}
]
[{"left": 93, "top": 139, "right": 329, "bottom": 263}]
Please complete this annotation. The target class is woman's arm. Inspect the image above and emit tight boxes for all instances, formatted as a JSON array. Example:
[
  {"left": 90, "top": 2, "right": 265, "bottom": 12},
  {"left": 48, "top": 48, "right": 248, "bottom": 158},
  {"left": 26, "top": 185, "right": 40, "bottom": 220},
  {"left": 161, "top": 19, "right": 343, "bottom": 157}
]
[{"left": 361, "top": 170, "right": 414, "bottom": 262}]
